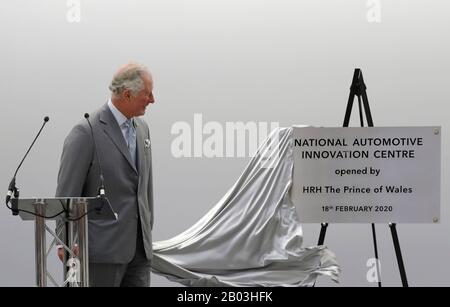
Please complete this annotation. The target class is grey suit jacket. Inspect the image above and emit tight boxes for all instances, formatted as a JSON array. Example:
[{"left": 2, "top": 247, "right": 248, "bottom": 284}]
[{"left": 56, "top": 103, "right": 154, "bottom": 264}]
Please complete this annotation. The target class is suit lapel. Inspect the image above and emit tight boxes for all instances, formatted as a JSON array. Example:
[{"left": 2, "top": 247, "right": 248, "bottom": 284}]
[
  {"left": 135, "top": 119, "right": 146, "bottom": 176},
  {"left": 99, "top": 104, "right": 138, "bottom": 174}
]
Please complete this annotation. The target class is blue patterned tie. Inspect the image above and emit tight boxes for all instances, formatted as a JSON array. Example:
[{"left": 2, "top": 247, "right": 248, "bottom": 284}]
[{"left": 124, "top": 119, "right": 137, "bottom": 168}]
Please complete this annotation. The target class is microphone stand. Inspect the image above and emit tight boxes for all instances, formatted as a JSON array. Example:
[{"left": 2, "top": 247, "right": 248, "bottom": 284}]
[{"left": 6, "top": 116, "right": 49, "bottom": 216}]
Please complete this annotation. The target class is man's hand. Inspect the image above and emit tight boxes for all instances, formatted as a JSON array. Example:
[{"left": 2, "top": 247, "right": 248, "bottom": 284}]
[{"left": 57, "top": 244, "right": 79, "bottom": 262}]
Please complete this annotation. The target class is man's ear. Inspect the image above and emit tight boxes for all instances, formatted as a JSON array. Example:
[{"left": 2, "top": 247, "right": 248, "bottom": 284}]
[{"left": 122, "top": 89, "right": 131, "bottom": 101}]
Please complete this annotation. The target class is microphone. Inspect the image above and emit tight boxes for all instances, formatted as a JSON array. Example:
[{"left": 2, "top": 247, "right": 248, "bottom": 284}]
[
  {"left": 6, "top": 116, "right": 50, "bottom": 214},
  {"left": 84, "top": 113, "right": 106, "bottom": 198}
]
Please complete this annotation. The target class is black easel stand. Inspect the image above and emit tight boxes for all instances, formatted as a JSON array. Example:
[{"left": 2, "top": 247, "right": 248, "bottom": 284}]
[{"left": 317, "top": 69, "right": 408, "bottom": 287}]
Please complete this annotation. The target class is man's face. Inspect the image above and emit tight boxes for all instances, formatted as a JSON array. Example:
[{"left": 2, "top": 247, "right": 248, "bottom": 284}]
[{"left": 129, "top": 73, "right": 155, "bottom": 117}]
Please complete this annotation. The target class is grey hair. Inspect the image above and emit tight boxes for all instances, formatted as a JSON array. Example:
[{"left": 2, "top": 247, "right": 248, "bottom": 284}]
[{"left": 109, "top": 64, "right": 149, "bottom": 96}]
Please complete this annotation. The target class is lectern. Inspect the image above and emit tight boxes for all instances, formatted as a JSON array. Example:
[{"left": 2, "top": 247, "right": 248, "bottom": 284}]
[{"left": 14, "top": 197, "right": 117, "bottom": 287}]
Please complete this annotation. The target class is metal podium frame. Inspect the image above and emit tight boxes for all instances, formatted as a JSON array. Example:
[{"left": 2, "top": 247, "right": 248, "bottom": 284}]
[{"left": 14, "top": 197, "right": 116, "bottom": 287}]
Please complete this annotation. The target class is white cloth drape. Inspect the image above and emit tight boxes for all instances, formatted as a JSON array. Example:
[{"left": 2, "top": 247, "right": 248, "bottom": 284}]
[{"left": 152, "top": 127, "right": 340, "bottom": 286}]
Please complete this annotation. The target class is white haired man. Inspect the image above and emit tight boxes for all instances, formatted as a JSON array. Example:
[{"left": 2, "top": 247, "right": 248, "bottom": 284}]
[{"left": 56, "top": 63, "right": 155, "bottom": 286}]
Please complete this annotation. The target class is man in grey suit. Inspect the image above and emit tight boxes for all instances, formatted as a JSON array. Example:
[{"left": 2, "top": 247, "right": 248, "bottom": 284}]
[{"left": 56, "top": 63, "right": 155, "bottom": 287}]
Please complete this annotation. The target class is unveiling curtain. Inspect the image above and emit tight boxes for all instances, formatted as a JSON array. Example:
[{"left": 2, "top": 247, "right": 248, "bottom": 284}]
[{"left": 151, "top": 127, "right": 340, "bottom": 286}]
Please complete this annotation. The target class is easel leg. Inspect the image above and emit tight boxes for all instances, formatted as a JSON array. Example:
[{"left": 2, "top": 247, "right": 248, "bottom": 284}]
[
  {"left": 318, "top": 223, "right": 328, "bottom": 245},
  {"left": 389, "top": 223, "right": 409, "bottom": 287},
  {"left": 371, "top": 223, "right": 382, "bottom": 287},
  {"left": 357, "top": 96, "right": 365, "bottom": 127}
]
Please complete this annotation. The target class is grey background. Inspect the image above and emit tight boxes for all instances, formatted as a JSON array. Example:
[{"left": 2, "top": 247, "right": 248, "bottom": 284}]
[{"left": 0, "top": 0, "right": 448, "bottom": 286}]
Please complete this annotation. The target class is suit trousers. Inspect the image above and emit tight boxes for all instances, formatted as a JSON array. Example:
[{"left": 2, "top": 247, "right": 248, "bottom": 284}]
[{"left": 89, "top": 224, "right": 151, "bottom": 287}]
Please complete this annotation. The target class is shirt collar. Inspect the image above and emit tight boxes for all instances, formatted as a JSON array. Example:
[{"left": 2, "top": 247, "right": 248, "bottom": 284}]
[{"left": 107, "top": 99, "right": 129, "bottom": 127}]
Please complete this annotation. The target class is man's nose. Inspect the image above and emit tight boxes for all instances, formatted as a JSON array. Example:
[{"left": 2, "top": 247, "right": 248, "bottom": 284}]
[{"left": 148, "top": 93, "right": 155, "bottom": 104}]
